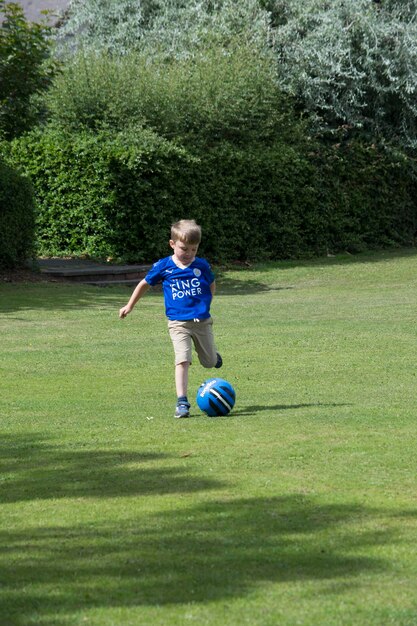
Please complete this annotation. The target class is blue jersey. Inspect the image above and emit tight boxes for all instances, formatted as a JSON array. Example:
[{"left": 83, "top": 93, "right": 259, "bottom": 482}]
[{"left": 145, "top": 256, "right": 215, "bottom": 321}]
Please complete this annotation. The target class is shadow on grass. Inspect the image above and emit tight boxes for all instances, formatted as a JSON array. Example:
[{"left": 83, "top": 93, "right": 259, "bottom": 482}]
[
  {"left": 0, "top": 282, "right": 127, "bottom": 314},
  {"left": 0, "top": 277, "right": 279, "bottom": 311},
  {"left": 0, "top": 434, "right": 224, "bottom": 504},
  {"left": 0, "top": 493, "right": 401, "bottom": 624},
  {"left": 218, "top": 247, "right": 417, "bottom": 274},
  {"left": 215, "top": 247, "right": 417, "bottom": 294},
  {"left": 215, "top": 274, "right": 293, "bottom": 295},
  {"left": 231, "top": 403, "right": 350, "bottom": 417},
  {"left": 0, "top": 277, "right": 279, "bottom": 313},
  {"left": 2, "top": 248, "right": 416, "bottom": 312}
]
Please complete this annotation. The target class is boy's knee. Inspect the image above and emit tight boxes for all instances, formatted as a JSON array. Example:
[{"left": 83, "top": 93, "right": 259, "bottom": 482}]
[{"left": 199, "top": 355, "right": 217, "bottom": 369}]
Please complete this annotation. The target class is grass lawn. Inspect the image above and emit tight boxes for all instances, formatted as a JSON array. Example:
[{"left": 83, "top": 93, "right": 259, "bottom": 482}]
[{"left": 1, "top": 248, "right": 416, "bottom": 626}]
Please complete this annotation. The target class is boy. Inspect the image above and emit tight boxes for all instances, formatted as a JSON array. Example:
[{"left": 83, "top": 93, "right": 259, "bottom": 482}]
[{"left": 119, "top": 219, "right": 222, "bottom": 418}]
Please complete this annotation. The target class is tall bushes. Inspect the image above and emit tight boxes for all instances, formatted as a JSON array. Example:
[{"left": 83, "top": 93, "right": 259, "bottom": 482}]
[
  {"left": 313, "top": 139, "right": 417, "bottom": 253},
  {"left": 7, "top": 124, "right": 416, "bottom": 262},
  {"left": 6, "top": 126, "right": 316, "bottom": 261},
  {"left": 5, "top": 14, "right": 416, "bottom": 263},
  {"left": 7, "top": 126, "right": 196, "bottom": 260},
  {"left": 56, "top": 0, "right": 417, "bottom": 152},
  {"left": 10, "top": 44, "right": 329, "bottom": 262},
  {"left": 43, "top": 44, "right": 292, "bottom": 145},
  {"left": 55, "top": 0, "right": 271, "bottom": 58},
  {"left": 272, "top": 0, "right": 417, "bottom": 151},
  {"left": 0, "top": 160, "right": 35, "bottom": 268},
  {"left": 0, "top": 1, "right": 57, "bottom": 139}
]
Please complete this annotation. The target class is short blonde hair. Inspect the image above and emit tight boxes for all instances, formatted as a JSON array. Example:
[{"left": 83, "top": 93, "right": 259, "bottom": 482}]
[{"left": 171, "top": 219, "right": 202, "bottom": 245}]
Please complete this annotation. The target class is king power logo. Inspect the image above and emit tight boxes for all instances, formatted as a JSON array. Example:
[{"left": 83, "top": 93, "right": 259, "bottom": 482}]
[{"left": 170, "top": 278, "right": 202, "bottom": 300}]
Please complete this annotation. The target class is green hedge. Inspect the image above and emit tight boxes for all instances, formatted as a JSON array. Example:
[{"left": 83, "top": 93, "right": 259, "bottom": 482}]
[
  {"left": 5, "top": 126, "right": 319, "bottom": 261},
  {"left": 314, "top": 140, "right": 417, "bottom": 254},
  {"left": 5, "top": 127, "right": 417, "bottom": 263},
  {"left": 6, "top": 126, "right": 199, "bottom": 261},
  {"left": 0, "top": 160, "right": 35, "bottom": 269}
]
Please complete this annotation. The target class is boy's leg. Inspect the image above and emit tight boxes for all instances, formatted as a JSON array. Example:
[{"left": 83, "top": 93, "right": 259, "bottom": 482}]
[
  {"left": 191, "top": 318, "right": 220, "bottom": 368},
  {"left": 174, "top": 361, "right": 191, "bottom": 418},
  {"left": 168, "top": 321, "right": 193, "bottom": 417},
  {"left": 175, "top": 361, "right": 189, "bottom": 398},
  {"left": 168, "top": 321, "right": 193, "bottom": 368}
]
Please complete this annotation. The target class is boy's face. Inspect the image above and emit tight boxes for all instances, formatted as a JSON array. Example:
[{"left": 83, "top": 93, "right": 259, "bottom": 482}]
[{"left": 170, "top": 239, "right": 199, "bottom": 265}]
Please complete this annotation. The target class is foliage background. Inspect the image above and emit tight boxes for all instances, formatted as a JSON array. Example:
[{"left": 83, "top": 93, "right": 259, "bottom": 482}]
[
  {"left": 0, "top": 0, "right": 56, "bottom": 140},
  {"left": 0, "top": 159, "right": 35, "bottom": 267},
  {"left": 7, "top": 125, "right": 416, "bottom": 262},
  {"left": 1, "top": 0, "right": 417, "bottom": 265}
]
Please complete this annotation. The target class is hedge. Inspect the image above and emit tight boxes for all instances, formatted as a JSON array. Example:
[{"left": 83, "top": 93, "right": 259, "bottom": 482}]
[
  {"left": 5, "top": 126, "right": 319, "bottom": 261},
  {"left": 314, "top": 140, "right": 417, "bottom": 253},
  {"left": 5, "top": 127, "right": 417, "bottom": 263},
  {"left": 6, "top": 126, "right": 199, "bottom": 261},
  {"left": 0, "top": 160, "right": 35, "bottom": 269}
]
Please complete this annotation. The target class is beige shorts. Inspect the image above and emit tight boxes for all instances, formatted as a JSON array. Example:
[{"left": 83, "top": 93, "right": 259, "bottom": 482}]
[{"left": 168, "top": 318, "right": 218, "bottom": 367}]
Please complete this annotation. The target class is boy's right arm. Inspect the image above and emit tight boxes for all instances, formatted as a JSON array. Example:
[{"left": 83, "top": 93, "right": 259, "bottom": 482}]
[{"left": 119, "top": 279, "right": 150, "bottom": 318}]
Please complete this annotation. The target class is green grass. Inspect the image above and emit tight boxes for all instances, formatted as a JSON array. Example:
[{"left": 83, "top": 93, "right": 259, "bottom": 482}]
[{"left": 1, "top": 248, "right": 417, "bottom": 626}]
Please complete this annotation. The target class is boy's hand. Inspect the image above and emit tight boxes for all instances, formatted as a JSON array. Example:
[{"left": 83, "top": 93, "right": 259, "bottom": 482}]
[{"left": 119, "top": 305, "right": 131, "bottom": 319}]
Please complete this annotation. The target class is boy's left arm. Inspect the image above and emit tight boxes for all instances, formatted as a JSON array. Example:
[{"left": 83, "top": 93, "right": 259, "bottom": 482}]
[{"left": 210, "top": 280, "right": 216, "bottom": 297}]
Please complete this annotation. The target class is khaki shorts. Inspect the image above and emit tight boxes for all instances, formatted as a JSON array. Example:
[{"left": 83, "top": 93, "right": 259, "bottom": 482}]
[{"left": 168, "top": 318, "right": 218, "bottom": 367}]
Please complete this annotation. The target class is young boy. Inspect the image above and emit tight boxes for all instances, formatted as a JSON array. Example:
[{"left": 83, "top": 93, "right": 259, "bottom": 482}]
[{"left": 119, "top": 219, "right": 222, "bottom": 418}]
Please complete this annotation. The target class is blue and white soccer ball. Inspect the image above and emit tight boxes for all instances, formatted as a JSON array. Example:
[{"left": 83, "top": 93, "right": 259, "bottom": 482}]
[{"left": 196, "top": 378, "right": 236, "bottom": 417}]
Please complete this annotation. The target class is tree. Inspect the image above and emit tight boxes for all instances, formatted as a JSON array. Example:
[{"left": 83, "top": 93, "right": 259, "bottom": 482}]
[
  {"left": 55, "top": 0, "right": 417, "bottom": 151},
  {"left": 55, "top": 0, "right": 158, "bottom": 56},
  {"left": 271, "top": 0, "right": 417, "bottom": 151},
  {"left": 137, "top": 0, "right": 271, "bottom": 60},
  {"left": 55, "top": 0, "right": 271, "bottom": 58},
  {"left": 0, "top": 1, "right": 56, "bottom": 139}
]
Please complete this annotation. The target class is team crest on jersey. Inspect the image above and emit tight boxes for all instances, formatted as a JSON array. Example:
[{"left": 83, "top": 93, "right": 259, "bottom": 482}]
[{"left": 193, "top": 268, "right": 202, "bottom": 277}]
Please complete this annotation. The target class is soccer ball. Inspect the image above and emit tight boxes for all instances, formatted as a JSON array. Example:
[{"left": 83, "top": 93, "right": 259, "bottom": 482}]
[{"left": 196, "top": 378, "right": 236, "bottom": 417}]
